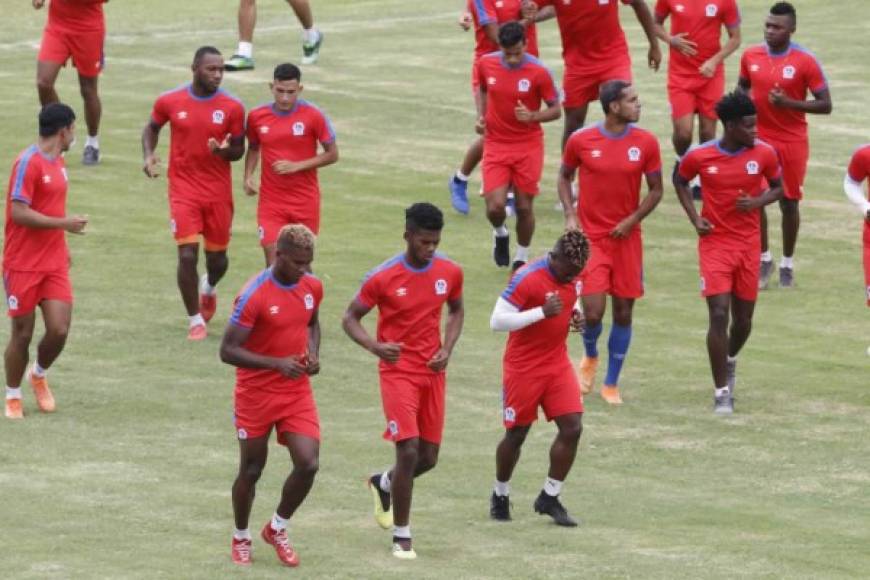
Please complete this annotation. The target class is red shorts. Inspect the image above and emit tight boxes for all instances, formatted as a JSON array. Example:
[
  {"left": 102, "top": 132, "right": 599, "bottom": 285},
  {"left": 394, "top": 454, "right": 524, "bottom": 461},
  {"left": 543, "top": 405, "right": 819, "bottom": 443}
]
[
  {"left": 668, "top": 72, "right": 725, "bottom": 120},
  {"left": 502, "top": 360, "right": 583, "bottom": 428},
  {"left": 581, "top": 233, "right": 644, "bottom": 299},
  {"left": 234, "top": 387, "right": 320, "bottom": 443},
  {"left": 379, "top": 371, "right": 446, "bottom": 444},
  {"left": 699, "top": 242, "right": 759, "bottom": 302},
  {"left": 257, "top": 205, "right": 319, "bottom": 247},
  {"left": 562, "top": 60, "right": 632, "bottom": 109},
  {"left": 38, "top": 26, "right": 104, "bottom": 78},
  {"left": 169, "top": 196, "right": 233, "bottom": 251},
  {"left": 767, "top": 139, "right": 809, "bottom": 201},
  {"left": 482, "top": 141, "right": 544, "bottom": 195},
  {"left": 3, "top": 269, "right": 72, "bottom": 318},
  {"left": 864, "top": 234, "right": 870, "bottom": 306}
]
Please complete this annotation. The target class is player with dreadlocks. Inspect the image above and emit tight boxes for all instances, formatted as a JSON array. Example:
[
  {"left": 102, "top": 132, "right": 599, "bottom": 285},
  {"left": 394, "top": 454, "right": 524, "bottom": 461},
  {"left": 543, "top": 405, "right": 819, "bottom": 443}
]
[{"left": 488, "top": 229, "right": 590, "bottom": 526}]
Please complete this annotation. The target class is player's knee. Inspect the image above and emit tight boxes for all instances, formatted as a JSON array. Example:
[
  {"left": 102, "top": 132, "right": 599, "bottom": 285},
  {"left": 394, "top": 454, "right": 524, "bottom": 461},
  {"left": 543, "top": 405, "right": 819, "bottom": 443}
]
[
  {"left": 505, "top": 426, "right": 529, "bottom": 446},
  {"left": 612, "top": 308, "right": 633, "bottom": 327},
  {"left": 708, "top": 306, "right": 728, "bottom": 329},
  {"left": 9, "top": 327, "right": 34, "bottom": 348},
  {"left": 45, "top": 319, "right": 71, "bottom": 343},
  {"left": 178, "top": 249, "right": 198, "bottom": 269},
  {"left": 395, "top": 439, "right": 420, "bottom": 468},
  {"left": 732, "top": 315, "right": 752, "bottom": 335},
  {"left": 559, "top": 420, "right": 583, "bottom": 442},
  {"left": 294, "top": 456, "right": 319, "bottom": 479},
  {"left": 36, "top": 75, "right": 55, "bottom": 94},
  {"left": 780, "top": 199, "right": 799, "bottom": 215},
  {"left": 79, "top": 80, "right": 99, "bottom": 100},
  {"left": 241, "top": 462, "right": 265, "bottom": 483},
  {"left": 672, "top": 131, "right": 692, "bottom": 155}
]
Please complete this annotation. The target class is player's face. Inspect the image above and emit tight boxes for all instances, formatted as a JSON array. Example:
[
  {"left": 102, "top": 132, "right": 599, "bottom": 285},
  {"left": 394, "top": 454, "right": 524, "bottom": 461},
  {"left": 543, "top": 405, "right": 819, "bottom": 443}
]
[
  {"left": 271, "top": 79, "right": 302, "bottom": 111},
  {"left": 614, "top": 86, "right": 641, "bottom": 123},
  {"left": 405, "top": 228, "right": 441, "bottom": 265},
  {"left": 501, "top": 41, "right": 526, "bottom": 67},
  {"left": 194, "top": 54, "right": 225, "bottom": 93},
  {"left": 549, "top": 252, "right": 583, "bottom": 284},
  {"left": 729, "top": 115, "right": 758, "bottom": 148},
  {"left": 59, "top": 122, "right": 76, "bottom": 152},
  {"left": 274, "top": 244, "right": 314, "bottom": 284},
  {"left": 764, "top": 14, "right": 794, "bottom": 48}
]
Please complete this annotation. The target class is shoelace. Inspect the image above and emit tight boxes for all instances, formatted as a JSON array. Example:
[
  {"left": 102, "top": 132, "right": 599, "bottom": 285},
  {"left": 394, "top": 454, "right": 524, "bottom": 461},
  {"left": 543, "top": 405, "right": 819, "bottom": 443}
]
[
  {"left": 234, "top": 541, "right": 251, "bottom": 559},
  {"left": 273, "top": 529, "right": 292, "bottom": 551}
]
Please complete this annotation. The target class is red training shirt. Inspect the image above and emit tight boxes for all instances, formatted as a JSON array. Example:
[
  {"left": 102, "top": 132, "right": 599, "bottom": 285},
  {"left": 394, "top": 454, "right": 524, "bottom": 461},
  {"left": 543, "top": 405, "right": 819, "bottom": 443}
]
[
  {"left": 468, "top": 0, "right": 539, "bottom": 60},
  {"left": 846, "top": 144, "right": 870, "bottom": 242},
  {"left": 536, "top": 0, "right": 632, "bottom": 72},
  {"left": 654, "top": 0, "right": 740, "bottom": 80}
]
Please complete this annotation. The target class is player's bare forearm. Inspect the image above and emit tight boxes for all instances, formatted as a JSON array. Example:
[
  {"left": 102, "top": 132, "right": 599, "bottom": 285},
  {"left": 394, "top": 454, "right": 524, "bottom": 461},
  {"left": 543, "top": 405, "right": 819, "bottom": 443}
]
[
  {"left": 220, "top": 326, "right": 284, "bottom": 370},
  {"left": 141, "top": 122, "right": 160, "bottom": 159},
  {"left": 673, "top": 174, "right": 701, "bottom": 222},
  {"left": 781, "top": 90, "right": 832, "bottom": 115},
  {"left": 652, "top": 21, "right": 670, "bottom": 45},
  {"left": 307, "top": 310, "right": 321, "bottom": 361},
  {"left": 716, "top": 27, "right": 742, "bottom": 64},
  {"left": 292, "top": 142, "right": 339, "bottom": 172},
  {"left": 557, "top": 166, "right": 578, "bottom": 226},
  {"left": 10, "top": 202, "right": 72, "bottom": 230},
  {"left": 633, "top": 172, "right": 664, "bottom": 223},
  {"left": 535, "top": 5, "right": 555, "bottom": 22},
  {"left": 341, "top": 302, "right": 377, "bottom": 353},
  {"left": 534, "top": 103, "right": 561, "bottom": 123},
  {"left": 215, "top": 137, "right": 245, "bottom": 162},
  {"left": 244, "top": 146, "right": 260, "bottom": 180},
  {"left": 631, "top": 0, "right": 660, "bottom": 48},
  {"left": 483, "top": 22, "right": 499, "bottom": 45},
  {"left": 757, "top": 178, "right": 784, "bottom": 206},
  {"left": 442, "top": 298, "right": 465, "bottom": 355}
]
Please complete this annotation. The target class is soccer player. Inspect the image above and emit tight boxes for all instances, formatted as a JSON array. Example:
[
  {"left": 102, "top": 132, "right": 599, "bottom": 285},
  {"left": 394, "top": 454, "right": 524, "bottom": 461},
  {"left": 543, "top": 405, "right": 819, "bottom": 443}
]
[
  {"left": 653, "top": 0, "right": 741, "bottom": 179},
  {"left": 536, "top": 0, "right": 662, "bottom": 147},
  {"left": 4, "top": 103, "right": 88, "bottom": 420},
  {"left": 673, "top": 92, "right": 783, "bottom": 414},
  {"left": 477, "top": 22, "right": 560, "bottom": 270},
  {"left": 844, "top": 145, "right": 870, "bottom": 321},
  {"left": 33, "top": 0, "right": 107, "bottom": 165},
  {"left": 557, "top": 81, "right": 663, "bottom": 405},
  {"left": 341, "top": 203, "right": 464, "bottom": 560},
  {"left": 225, "top": 0, "right": 323, "bottom": 70},
  {"left": 489, "top": 230, "right": 589, "bottom": 526},
  {"left": 737, "top": 1, "right": 832, "bottom": 289},
  {"left": 142, "top": 47, "right": 245, "bottom": 341},
  {"left": 220, "top": 224, "right": 322, "bottom": 567},
  {"left": 245, "top": 63, "right": 337, "bottom": 265}
]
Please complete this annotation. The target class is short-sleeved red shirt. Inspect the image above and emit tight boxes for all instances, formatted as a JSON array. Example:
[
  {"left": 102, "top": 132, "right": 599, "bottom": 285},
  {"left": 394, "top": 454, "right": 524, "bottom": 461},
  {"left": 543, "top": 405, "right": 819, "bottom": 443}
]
[
  {"left": 468, "top": 0, "right": 539, "bottom": 60},
  {"left": 654, "top": 0, "right": 740, "bottom": 80},
  {"left": 47, "top": 0, "right": 106, "bottom": 33},
  {"left": 536, "top": 0, "right": 632, "bottom": 72}
]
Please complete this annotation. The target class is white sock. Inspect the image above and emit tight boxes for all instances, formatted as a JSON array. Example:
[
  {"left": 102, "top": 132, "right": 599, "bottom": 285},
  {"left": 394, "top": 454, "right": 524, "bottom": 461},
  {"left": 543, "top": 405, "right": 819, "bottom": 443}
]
[
  {"left": 237, "top": 41, "right": 253, "bottom": 58},
  {"left": 514, "top": 245, "right": 529, "bottom": 263},
  {"left": 379, "top": 471, "right": 392, "bottom": 493},
  {"left": 270, "top": 513, "right": 289, "bottom": 531},
  {"left": 760, "top": 251, "right": 773, "bottom": 262},
  {"left": 85, "top": 135, "right": 99, "bottom": 150},
  {"left": 233, "top": 528, "right": 251, "bottom": 541},
  {"left": 494, "top": 225, "right": 509, "bottom": 237},
  {"left": 393, "top": 525, "right": 411, "bottom": 539},
  {"left": 726, "top": 355, "right": 737, "bottom": 364},
  {"left": 200, "top": 274, "right": 217, "bottom": 296},
  {"left": 493, "top": 480, "right": 510, "bottom": 497},
  {"left": 455, "top": 170, "right": 469, "bottom": 182},
  {"left": 302, "top": 27, "right": 319, "bottom": 44},
  {"left": 543, "top": 477, "right": 563, "bottom": 497},
  {"left": 32, "top": 363, "right": 47, "bottom": 378},
  {"left": 6, "top": 386, "right": 22, "bottom": 400},
  {"left": 189, "top": 313, "right": 205, "bottom": 328},
  {"left": 715, "top": 386, "right": 730, "bottom": 397},
  {"left": 780, "top": 256, "right": 794, "bottom": 269}
]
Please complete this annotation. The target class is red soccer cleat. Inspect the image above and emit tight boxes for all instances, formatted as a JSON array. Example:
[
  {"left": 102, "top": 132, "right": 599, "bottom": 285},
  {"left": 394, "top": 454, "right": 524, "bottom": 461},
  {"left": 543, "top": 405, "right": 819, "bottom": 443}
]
[
  {"left": 200, "top": 294, "right": 217, "bottom": 323},
  {"left": 231, "top": 537, "right": 252, "bottom": 565},
  {"left": 5, "top": 398, "right": 23, "bottom": 419},
  {"left": 187, "top": 323, "right": 207, "bottom": 341},
  {"left": 28, "top": 371, "right": 55, "bottom": 413},
  {"left": 260, "top": 523, "right": 299, "bottom": 567}
]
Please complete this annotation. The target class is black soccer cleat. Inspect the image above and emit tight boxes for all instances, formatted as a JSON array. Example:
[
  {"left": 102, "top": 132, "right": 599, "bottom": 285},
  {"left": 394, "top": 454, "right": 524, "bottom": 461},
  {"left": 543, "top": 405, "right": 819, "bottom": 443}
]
[
  {"left": 490, "top": 492, "right": 512, "bottom": 521},
  {"left": 493, "top": 234, "right": 510, "bottom": 267},
  {"left": 533, "top": 491, "right": 578, "bottom": 527}
]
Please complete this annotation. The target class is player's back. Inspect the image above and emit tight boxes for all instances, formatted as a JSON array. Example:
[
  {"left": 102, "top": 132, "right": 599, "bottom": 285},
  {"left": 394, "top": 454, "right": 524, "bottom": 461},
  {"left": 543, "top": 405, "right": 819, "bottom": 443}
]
[{"left": 468, "top": 0, "right": 539, "bottom": 59}]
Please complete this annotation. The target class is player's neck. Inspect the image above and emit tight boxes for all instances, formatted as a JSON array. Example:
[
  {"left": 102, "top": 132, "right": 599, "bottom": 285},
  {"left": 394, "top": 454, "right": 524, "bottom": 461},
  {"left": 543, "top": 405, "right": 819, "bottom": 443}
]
[
  {"left": 718, "top": 136, "right": 744, "bottom": 153},
  {"left": 37, "top": 137, "right": 63, "bottom": 159},
  {"left": 190, "top": 81, "right": 218, "bottom": 98},
  {"left": 766, "top": 39, "right": 791, "bottom": 55},
  {"left": 602, "top": 117, "right": 628, "bottom": 136},
  {"left": 404, "top": 250, "right": 430, "bottom": 270}
]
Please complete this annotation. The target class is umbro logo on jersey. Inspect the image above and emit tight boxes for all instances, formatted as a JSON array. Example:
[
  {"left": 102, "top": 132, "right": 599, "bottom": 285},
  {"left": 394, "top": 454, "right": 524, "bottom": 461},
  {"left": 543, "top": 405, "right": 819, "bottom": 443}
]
[
  {"left": 706, "top": 3, "right": 718, "bottom": 17},
  {"left": 269, "top": 305, "right": 280, "bottom": 315},
  {"left": 706, "top": 166, "right": 719, "bottom": 174},
  {"left": 518, "top": 79, "right": 531, "bottom": 93},
  {"left": 495, "top": 0, "right": 504, "bottom": 6},
  {"left": 591, "top": 149, "right": 602, "bottom": 158},
  {"left": 598, "top": 0, "right": 609, "bottom": 5},
  {"left": 260, "top": 126, "right": 269, "bottom": 134},
  {"left": 42, "top": 175, "right": 52, "bottom": 184},
  {"left": 675, "top": 4, "right": 685, "bottom": 12},
  {"left": 396, "top": 287, "right": 407, "bottom": 297},
  {"left": 293, "top": 121, "right": 305, "bottom": 136},
  {"left": 177, "top": 111, "right": 188, "bottom": 119},
  {"left": 435, "top": 279, "right": 448, "bottom": 295},
  {"left": 628, "top": 147, "right": 641, "bottom": 162},
  {"left": 746, "top": 160, "right": 760, "bottom": 175},
  {"left": 487, "top": 76, "right": 496, "bottom": 85},
  {"left": 304, "top": 293, "right": 315, "bottom": 310},
  {"left": 212, "top": 110, "right": 225, "bottom": 124},
  {"left": 750, "top": 64, "right": 760, "bottom": 72},
  {"left": 783, "top": 65, "right": 796, "bottom": 79}
]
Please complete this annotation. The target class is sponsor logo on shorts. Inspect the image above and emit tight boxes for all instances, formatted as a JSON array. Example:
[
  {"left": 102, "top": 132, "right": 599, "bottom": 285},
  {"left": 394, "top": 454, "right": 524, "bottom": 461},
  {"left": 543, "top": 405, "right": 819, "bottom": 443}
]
[
  {"left": 504, "top": 406, "right": 516, "bottom": 423},
  {"left": 260, "top": 126, "right": 269, "bottom": 134},
  {"left": 700, "top": 276, "right": 706, "bottom": 291},
  {"left": 782, "top": 66, "right": 796, "bottom": 80},
  {"left": 293, "top": 121, "right": 305, "bottom": 136},
  {"left": 304, "top": 293, "right": 315, "bottom": 310},
  {"left": 237, "top": 428, "right": 248, "bottom": 440},
  {"left": 628, "top": 146, "right": 641, "bottom": 162},
  {"left": 518, "top": 79, "right": 531, "bottom": 93},
  {"left": 269, "top": 305, "right": 280, "bottom": 315},
  {"left": 435, "top": 279, "right": 448, "bottom": 295},
  {"left": 705, "top": 3, "right": 718, "bottom": 17},
  {"left": 388, "top": 420, "right": 399, "bottom": 436},
  {"left": 177, "top": 111, "right": 188, "bottom": 120},
  {"left": 212, "top": 110, "right": 225, "bottom": 124},
  {"left": 746, "top": 160, "right": 759, "bottom": 175},
  {"left": 7, "top": 295, "right": 19, "bottom": 311}
]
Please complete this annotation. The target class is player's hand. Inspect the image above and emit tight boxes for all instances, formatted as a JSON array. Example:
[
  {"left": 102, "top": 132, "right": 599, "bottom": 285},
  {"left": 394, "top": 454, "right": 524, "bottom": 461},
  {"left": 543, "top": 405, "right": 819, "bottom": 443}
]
[
  {"left": 143, "top": 154, "right": 161, "bottom": 178},
  {"left": 458, "top": 11, "right": 473, "bottom": 31},
  {"left": 693, "top": 216, "right": 713, "bottom": 235},
  {"left": 208, "top": 133, "right": 232, "bottom": 155},
  {"left": 370, "top": 342, "right": 402, "bottom": 364},
  {"left": 32, "top": 0, "right": 46, "bottom": 9},
  {"left": 669, "top": 33, "right": 698, "bottom": 57},
  {"left": 542, "top": 292, "right": 563, "bottom": 318},
  {"left": 475, "top": 116, "right": 486, "bottom": 135},
  {"left": 426, "top": 348, "right": 451, "bottom": 372},
  {"left": 64, "top": 215, "right": 88, "bottom": 234},
  {"left": 244, "top": 176, "right": 258, "bottom": 196},
  {"left": 305, "top": 353, "right": 320, "bottom": 376},
  {"left": 736, "top": 194, "right": 761, "bottom": 212},
  {"left": 272, "top": 160, "right": 303, "bottom": 174},
  {"left": 520, "top": 0, "right": 538, "bottom": 22},
  {"left": 610, "top": 215, "right": 637, "bottom": 238},
  {"left": 274, "top": 356, "right": 307, "bottom": 379},
  {"left": 514, "top": 101, "right": 536, "bottom": 123},
  {"left": 769, "top": 86, "right": 788, "bottom": 107},
  {"left": 569, "top": 308, "right": 585, "bottom": 333},
  {"left": 648, "top": 43, "right": 663, "bottom": 71},
  {"left": 699, "top": 58, "right": 717, "bottom": 78}
]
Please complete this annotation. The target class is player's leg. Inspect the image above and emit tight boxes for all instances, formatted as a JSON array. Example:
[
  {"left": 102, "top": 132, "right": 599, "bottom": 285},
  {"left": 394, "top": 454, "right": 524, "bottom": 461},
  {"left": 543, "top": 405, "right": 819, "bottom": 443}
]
[
  {"left": 204, "top": 250, "right": 229, "bottom": 291},
  {"left": 698, "top": 115, "right": 717, "bottom": 144},
  {"left": 4, "top": 311, "right": 35, "bottom": 419},
  {"left": 33, "top": 298, "right": 71, "bottom": 373},
  {"left": 759, "top": 206, "right": 774, "bottom": 289},
  {"left": 449, "top": 137, "right": 482, "bottom": 215},
  {"left": 579, "top": 291, "right": 606, "bottom": 394},
  {"left": 513, "top": 192, "right": 535, "bottom": 272},
  {"left": 484, "top": 185, "right": 511, "bottom": 268},
  {"left": 77, "top": 74, "right": 102, "bottom": 165},
  {"left": 534, "top": 412, "right": 582, "bottom": 527},
  {"left": 671, "top": 114, "right": 694, "bottom": 159},
  {"left": 706, "top": 293, "right": 732, "bottom": 414},
  {"left": 287, "top": 0, "right": 323, "bottom": 64},
  {"left": 491, "top": 424, "right": 530, "bottom": 521},
  {"left": 36, "top": 61, "right": 63, "bottom": 106},
  {"left": 561, "top": 106, "right": 589, "bottom": 150},
  {"left": 779, "top": 198, "right": 799, "bottom": 287},
  {"left": 199, "top": 201, "right": 233, "bottom": 323},
  {"left": 231, "top": 433, "right": 269, "bottom": 564},
  {"left": 226, "top": 0, "right": 257, "bottom": 71},
  {"left": 390, "top": 436, "right": 420, "bottom": 555},
  {"left": 177, "top": 243, "right": 201, "bottom": 317},
  {"left": 510, "top": 145, "right": 542, "bottom": 270},
  {"left": 600, "top": 296, "right": 634, "bottom": 405},
  {"left": 728, "top": 296, "right": 755, "bottom": 362}
]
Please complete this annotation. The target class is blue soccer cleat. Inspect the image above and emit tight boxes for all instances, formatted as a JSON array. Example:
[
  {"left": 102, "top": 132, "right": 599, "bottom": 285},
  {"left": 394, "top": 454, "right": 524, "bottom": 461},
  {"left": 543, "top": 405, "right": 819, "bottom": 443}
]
[{"left": 449, "top": 177, "right": 470, "bottom": 215}]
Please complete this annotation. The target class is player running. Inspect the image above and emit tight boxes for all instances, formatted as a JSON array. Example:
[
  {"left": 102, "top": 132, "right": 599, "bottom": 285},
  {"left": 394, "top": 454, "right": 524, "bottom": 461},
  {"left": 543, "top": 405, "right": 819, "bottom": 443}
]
[
  {"left": 142, "top": 47, "right": 245, "bottom": 341},
  {"left": 844, "top": 144, "right": 870, "bottom": 350},
  {"left": 244, "top": 63, "right": 338, "bottom": 265},
  {"left": 737, "top": 1, "right": 832, "bottom": 289},
  {"left": 225, "top": 0, "right": 323, "bottom": 70},
  {"left": 342, "top": 203, "right": 464, "bottom": 560},
  {"left": 653, "top": 0, "right": 741, "bottom": 191},
  {"left": 489, "top": 230, "right": 589, "bottom": 526},
  {"left": 674, "top": 92, "right": 783, "bottom": 414},
  {"left": 557, "top": 81, "right": 663, "bottom": 405},
  {"left": 477, "top": 22, "right": 560, "bottom": 270},
  {"left": 220, "top": 225, "right": 322, "bottom": 567},
  {"left": 33, "top": 0, "right": 107, "bottom": 165},
  {"left": 4, "top": 104, "right": 88, "bottom": 420}
]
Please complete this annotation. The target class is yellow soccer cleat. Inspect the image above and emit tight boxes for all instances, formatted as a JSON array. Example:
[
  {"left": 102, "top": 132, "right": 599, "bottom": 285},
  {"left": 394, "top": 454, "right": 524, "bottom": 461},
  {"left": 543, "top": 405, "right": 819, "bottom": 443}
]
[
  {"left": 578, "top": 355, "right": 599, "bottom": 395},
  {"left": 368, "top": 475, "right": 393, "bottom": 530},
  {"left": 392, "top": 541, "right": 417, "bottom": 560},
  {"left": 600, "top": 384, "right": 623, "bottom": 406}
]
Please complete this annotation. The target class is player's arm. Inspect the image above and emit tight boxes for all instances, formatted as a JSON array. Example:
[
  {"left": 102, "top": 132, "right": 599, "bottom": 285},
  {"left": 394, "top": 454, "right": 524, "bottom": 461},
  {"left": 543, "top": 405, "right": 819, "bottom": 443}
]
[
  {"left": 534, "top": 4, "right": 555, "bottom": 22},
  {"left": 219, "top": 322, "right": 307, "bottom": 378},
  {"left": 341, "top": 299, "right": 402, "bottom": 364},
  {"left": 736, "top": 176, "right": 783, "bottom": 211},
  {"left": 557, "top": 163, "right": 579, "bottom": 230},
  {"left": 10, "top": 201, "right": 87, "bottom": 234},
  {"left": 490, "top": 297, "right": 544, "bottom": 331},
  {"left": 243, "top": 144, "right": 260, "bottom": 196},
  {"left": 651, "top": 11, "right": 697, "bottom": 56},
  {"left": 843, "top": 174, "right": 870, "bottom": 219},
  {"left": 141, "top": 120, "right": 163, "bottom": 178},
  {"left": 209, "top": 134, "right": 245, "bottom": 162},
  {"left": 273, "top": 140, "right": 339, "bottom": 175},
  {"left": 673, "top": 168, "right": 712, "bottom": 235},
  {"left": 306, "top": 308, "right": 321, "bottom": 375},
  {"left": 428, "top": 297, "right": 465, "bottom": 372},
  {"left": 32, "top": 0, "right": 45, "bottom": 9},
  {"left": 769, "top": 86, "right": 832, "bottom": 115},
  {"left": 700, "top": 24, "right": 741, "bottom": 78},
  {"left": 611, "top": 170, "right": 663, "bottom": 238},
  {"left": 629, "top": 0, "right": 662, "bottom": 71}
]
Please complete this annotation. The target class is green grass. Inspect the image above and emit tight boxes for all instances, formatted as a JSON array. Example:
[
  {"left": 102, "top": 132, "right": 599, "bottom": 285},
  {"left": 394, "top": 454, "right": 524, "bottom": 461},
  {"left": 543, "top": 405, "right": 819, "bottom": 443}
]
[{"left": 1, "top": 1, "right": 868, "bottom": 578}]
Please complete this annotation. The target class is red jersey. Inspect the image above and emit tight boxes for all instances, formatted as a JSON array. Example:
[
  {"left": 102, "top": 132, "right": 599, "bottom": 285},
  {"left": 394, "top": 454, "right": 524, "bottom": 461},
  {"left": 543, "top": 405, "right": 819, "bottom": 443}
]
[
  {"left": 4, "top": 145, "right": 69, "bottom": 272},
  {"left": 500, "top": 257, "right": 582, "bottom": 373},
  {"left": 356, "top": 253, "right": 464, "bottom": 375},
  {"left": 246, "top": 100, "right": 335, "bottom": 214},
  {"left": 655, "top": 0, "right": 740, "bottom": 80},
  {"left": 477, "top": 52, "right": 559, "bottom": 145},
  {"left": 468, "top": 0, "right": 539, "bottom": 60},
  {"left": 739, "top": 42, "right": 827, "bottom": 143},
  {"left": 230, "top": 268, "right": 323, "bottom": 395},
  {"left": 562, "top": 123, "right": 662, "bottom": 240},
  {"left": 150, "top": 84, "right": 246, "bottom": 203},
  {"left": 847, "top": 144, "right": 870, "bottom": 241},
  {"left": 47, "top": 0, "right": 106, "bottom": 33},
  {"left": 537, "top": 0, "right": 632, "bottom": 72},
  {"left": 679, "top": 139, "right": 780, "bottom": 249}
]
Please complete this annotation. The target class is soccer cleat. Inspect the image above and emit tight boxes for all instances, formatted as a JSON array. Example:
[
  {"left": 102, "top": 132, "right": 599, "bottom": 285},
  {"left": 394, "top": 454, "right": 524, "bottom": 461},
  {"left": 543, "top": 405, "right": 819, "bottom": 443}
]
[
  {"left": 600, "top": 385, "right": 623, "bottom": 405},
  {"left": 493, "top": 234, "right": 510, "bottom": 268},
  {"left": 533, "top": 491, "right": 578, "bottom": 527},
  {"left": 490, "top": 492, "right": 511, "bottom": 521},
  {"left": 758, "top": 260, "right": 774, "bottom": 290},
  {"left": 578, "top": 355, "right": 598, "bottom": 395},
  {"left": 511, "top": 260, "right": 526, "bottom": 273},
  {"left": 187, "top": 323, "right": 207, "bottom": 341},
  {"left": 448, "top": 177, "right": 470, "bottom": 215},
  {"left": 368, "top": 474, "right": 393, "bottom": 529},
  {"left": 301, "top": 32, "right": 323, "bottom": 65},
  {"left": 5, "top": 398, "right": 23, "bottom": 420},
  {"left": 28, "top": 371, "right": 55, "bottom": 413},
  {"left": 713, "top": 391, "right": 734, "bottom": 415},
  {"left": 82, "top": 145, "right": 100, "bottom": 166},
  {"left": 726, "top": 359, "right": 737, "bottom": 393},
  {"left": 231, "top": 537, "right": 252, "bottom": 566},
  {"left": 779, "top": 266, "right": 794, "bottom": 289},
  {"left": 391, "top": 538, "right": 417, "bottom": 560},
  {"left": 224, "top": 54, "right": 255, "bottom": 71},
  {"left": 260, "top": 523, "right": 300, "bottom": 567}
]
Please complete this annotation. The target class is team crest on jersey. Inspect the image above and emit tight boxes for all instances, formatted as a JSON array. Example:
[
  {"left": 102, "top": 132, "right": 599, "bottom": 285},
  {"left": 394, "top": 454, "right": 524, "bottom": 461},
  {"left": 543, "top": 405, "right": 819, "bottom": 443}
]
[
  {"left": 705, "top": 3, "right": 718, "bottom": 17},
  {"left": 750, "top": 64, "right": 760, "bottom": 72},
  {"left": 675, "top": 3, "right": 685, "bottom": 12},
  {"left": 304, "top": 293, "right": 315, "bottom": 310},
  {"left": 746, "top": 160, "right": 760, "bottom": 175},
  {"left": 293, "top": 121, "right": 306, "bottom": 136},
  {"left": 212, "top": 110, "right": 225, "bottom": 124},
  {"left": 435, "top": 279, "right": 448, "bottom": 295},
  {"left": 575, "top": 281, "right": 583, "bottom": 296},
  {"left": 396, "top": 287, "right": 407, "bottom": 297},
  {"left": 269, "top": 305, "right": 280, "bottom": 315},
  {"left": 177, "top": 111, "right": 187, "bottom": 120},
  {"left": 504, "top": 406, "right": 516, "bottom": 423},
  {"left": 487, "top": 76, "right": 497, "bottom": 86},
  {"left": 7, "top": 295, "right": 18, "bottom": 311},
  {"left": 518, "top": 79, "right": 531, "bottom": 93},
  {"left": 628, "top": 147, "right": 641, "bottom": 162},
  {"left": 783, "top": 65, "right": 796, "bottom": 80},
  {"left": 237, "top": 428, "right": 248, "bottom": 440},
  {"left": 388, "top": 420, "right": 399, "bottom": 436}
]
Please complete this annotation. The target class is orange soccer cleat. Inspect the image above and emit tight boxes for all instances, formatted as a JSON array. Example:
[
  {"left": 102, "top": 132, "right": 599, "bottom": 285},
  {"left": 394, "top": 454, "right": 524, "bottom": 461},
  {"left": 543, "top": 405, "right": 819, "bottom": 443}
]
[
  {"left": 577, "top": 356, "right": 599, "bottom": 395},
  {"left": 231, "top": 537, "right": 252, "bottom": 566},
  {"left": 600, "top": 385, "right": 623, "bottom": 406},
  {"left": 187, "top": 323, "right": 207, "bottom": 341},
  {"left": 29, "top": 371, "right": 55, "bottom": 413},
  {"left": 5, "top": 398, "right": 23, "bottom": 419},
  {"left": 260, "top": 523, "right": 300, "bottom": 567}
]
